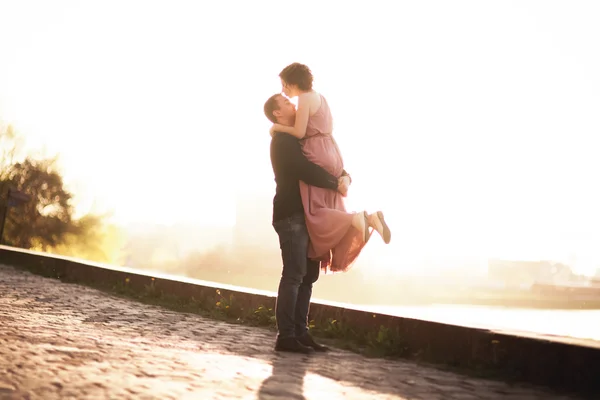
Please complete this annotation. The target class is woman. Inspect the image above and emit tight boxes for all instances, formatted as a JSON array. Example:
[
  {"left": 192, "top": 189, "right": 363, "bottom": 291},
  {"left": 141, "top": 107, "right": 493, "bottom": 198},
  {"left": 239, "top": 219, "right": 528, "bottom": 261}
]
[{"left": 269, "top": 62, "right": 391, "bottom": 273}]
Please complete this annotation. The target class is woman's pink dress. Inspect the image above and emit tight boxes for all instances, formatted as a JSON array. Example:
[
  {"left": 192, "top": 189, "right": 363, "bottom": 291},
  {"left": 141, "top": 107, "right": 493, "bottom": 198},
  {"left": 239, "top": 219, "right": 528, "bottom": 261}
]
[{"left": 299, "top": 94, "right": 368, "bottom": 273}]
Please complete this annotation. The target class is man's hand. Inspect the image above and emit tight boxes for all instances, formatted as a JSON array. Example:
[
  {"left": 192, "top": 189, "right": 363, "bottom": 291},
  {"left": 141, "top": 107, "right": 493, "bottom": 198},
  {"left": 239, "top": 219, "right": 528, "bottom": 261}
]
[{"left": 337, "top": 175, "right": 351, "bottom": 197}]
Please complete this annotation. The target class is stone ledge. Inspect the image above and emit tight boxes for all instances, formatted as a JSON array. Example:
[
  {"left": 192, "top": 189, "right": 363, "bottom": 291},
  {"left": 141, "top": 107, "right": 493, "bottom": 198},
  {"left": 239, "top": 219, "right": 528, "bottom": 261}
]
[{"left": 1, "top": 245, "right": 598, "bottom": 397}]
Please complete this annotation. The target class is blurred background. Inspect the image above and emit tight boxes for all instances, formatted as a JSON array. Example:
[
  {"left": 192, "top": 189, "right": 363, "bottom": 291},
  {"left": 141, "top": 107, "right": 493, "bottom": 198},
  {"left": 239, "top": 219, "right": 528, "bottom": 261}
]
[{"left": 1, "top": 0, "right": 599, "bottom": 341}]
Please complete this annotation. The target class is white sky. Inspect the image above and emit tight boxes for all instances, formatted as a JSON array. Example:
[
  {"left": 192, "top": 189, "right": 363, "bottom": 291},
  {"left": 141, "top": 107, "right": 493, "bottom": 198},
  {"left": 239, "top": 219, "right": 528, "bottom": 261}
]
[{"left": 0, "top": 0, "right": 599, "bottom": 273}]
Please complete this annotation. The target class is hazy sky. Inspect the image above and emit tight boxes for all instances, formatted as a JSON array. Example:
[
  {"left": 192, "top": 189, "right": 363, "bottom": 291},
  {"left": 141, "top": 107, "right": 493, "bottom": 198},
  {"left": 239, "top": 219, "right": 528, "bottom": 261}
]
[{"left": 1, "top": 1, "right": 599, "bottom": 273}]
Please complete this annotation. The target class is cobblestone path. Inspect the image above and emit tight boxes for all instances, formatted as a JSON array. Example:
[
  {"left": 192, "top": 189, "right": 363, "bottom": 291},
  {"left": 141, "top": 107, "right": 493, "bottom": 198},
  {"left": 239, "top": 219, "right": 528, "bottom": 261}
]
[{"left": 0, "top": 264, "right": 581, "bottom": 399}]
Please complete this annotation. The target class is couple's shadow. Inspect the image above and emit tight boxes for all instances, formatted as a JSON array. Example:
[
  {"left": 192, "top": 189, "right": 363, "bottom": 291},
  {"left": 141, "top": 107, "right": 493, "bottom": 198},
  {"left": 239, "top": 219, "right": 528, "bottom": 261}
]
[{"left": 257, "top": 353, "right": 310, "bottom": 400}]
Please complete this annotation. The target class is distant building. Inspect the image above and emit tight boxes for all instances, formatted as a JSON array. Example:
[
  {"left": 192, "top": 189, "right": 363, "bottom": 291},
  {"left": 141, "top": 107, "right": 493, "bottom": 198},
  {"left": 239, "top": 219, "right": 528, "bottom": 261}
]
[{"left": 487, "top": 259, "right": 574, "bottom": 287}]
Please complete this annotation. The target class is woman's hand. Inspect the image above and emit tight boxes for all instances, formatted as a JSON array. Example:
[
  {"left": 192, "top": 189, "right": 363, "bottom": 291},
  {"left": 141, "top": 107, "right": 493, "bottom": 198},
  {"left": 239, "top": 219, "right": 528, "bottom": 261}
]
[
  {"left": 269, "top": 125, "right": 278, "bottom": 136},
  {"left": 337, "top": 175, "right": 351, "bottom": 197}
]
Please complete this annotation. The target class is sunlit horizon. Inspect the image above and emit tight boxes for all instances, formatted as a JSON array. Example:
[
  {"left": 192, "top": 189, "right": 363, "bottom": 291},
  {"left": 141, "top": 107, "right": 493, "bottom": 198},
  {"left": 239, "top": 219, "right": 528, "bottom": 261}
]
[{"left": 1, "top": 0, "right": 599, "bottom": 276}]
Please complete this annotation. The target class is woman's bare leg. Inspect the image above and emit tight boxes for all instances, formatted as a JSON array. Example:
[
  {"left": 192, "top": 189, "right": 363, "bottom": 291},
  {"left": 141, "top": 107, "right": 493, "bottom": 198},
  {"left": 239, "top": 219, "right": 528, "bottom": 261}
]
[
  {"left": 350, "top": 211, "right": 369, "bottom": 242},
  {"left": 350, "top": 211, "right": 365, "bottom": 231}
]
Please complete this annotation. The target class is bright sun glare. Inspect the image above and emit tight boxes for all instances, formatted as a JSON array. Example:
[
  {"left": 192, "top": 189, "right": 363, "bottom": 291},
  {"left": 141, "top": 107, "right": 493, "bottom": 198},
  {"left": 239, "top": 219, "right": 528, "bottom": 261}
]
[{"left": 0, "top": 0, "right": 599, "bottom": 275}]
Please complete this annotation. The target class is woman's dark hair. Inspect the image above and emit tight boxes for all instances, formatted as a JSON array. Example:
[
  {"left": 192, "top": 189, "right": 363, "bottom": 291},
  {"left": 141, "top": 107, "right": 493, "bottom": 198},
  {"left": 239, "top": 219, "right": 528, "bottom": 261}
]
[{"left": 279, "top": 62, "right": 313, "bottom": 91}]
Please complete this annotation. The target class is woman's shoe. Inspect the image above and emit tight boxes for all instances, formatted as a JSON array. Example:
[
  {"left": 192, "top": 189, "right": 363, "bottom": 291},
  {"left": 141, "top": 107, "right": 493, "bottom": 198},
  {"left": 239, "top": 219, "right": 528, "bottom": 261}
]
[{"left": 376, "top": 211, "right": 391, "bottom": 244}]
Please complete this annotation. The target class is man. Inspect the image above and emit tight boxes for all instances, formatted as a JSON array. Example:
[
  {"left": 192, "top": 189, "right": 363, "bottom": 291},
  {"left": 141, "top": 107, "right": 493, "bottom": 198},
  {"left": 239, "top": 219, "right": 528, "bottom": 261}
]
[{"left": 263, "top": 93, "right": 351, "bottom": 354}]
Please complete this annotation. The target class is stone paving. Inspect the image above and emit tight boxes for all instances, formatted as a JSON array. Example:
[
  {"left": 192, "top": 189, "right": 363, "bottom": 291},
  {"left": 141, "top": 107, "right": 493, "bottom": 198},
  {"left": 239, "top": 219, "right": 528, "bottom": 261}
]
[{"left": 0, "top": 263, "right": 584, "bottom": 400}]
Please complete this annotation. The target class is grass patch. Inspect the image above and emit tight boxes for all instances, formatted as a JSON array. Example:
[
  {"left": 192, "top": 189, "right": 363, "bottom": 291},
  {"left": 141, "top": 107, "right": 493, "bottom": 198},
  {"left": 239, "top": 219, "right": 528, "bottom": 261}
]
[{"left": 104, "top": 278, "right": 278, "bottom": 329}]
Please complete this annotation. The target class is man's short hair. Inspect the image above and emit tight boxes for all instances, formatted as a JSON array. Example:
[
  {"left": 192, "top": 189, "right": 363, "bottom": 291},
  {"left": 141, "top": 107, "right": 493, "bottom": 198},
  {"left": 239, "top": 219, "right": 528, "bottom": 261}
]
[{"left": 263, "top": 94, "right": 280, "bottom": 124}]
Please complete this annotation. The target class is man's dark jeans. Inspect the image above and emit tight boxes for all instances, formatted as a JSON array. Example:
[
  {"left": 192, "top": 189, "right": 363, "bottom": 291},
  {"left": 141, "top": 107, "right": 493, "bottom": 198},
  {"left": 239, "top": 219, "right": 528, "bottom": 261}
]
[{"left": 273, "top": 213, "right": 320, "bottom": 339}]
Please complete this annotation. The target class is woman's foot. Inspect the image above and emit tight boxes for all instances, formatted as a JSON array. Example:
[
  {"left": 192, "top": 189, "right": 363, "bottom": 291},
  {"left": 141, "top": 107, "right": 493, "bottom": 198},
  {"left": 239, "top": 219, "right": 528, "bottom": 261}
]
[{"left": 368, "top": 211, "right": 391, "bottom": 244}]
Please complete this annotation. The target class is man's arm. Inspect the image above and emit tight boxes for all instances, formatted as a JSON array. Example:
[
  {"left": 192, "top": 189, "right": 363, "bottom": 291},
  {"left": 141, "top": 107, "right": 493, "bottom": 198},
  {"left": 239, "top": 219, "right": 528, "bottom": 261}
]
[{"left": 272, "top": 133, "right": 338, "bottom": 190}]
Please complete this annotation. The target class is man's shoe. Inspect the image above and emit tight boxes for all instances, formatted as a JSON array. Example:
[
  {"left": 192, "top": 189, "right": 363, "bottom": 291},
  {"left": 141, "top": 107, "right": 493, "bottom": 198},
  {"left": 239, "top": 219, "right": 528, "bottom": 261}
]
[
  {"left": 275, "top": 337, "right": 314, "bottom": 354},
  {"left": 297, "top": 334, "right": 329, "bottom": 352}
]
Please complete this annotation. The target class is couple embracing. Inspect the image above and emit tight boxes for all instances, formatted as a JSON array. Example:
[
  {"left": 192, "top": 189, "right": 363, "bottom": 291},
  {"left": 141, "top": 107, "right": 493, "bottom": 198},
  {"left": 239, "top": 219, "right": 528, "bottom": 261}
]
[{"left": 264, "top": 62, "right": 391, "bottom": 353}]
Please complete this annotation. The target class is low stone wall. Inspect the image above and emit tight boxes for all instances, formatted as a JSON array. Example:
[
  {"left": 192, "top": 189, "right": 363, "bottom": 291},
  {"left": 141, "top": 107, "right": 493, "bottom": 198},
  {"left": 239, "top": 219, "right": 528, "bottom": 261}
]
[{"left": 1, "top": 245, "right": 598, "bottom": 397}]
